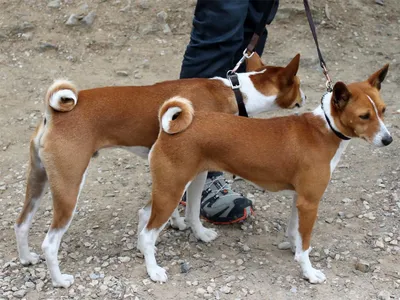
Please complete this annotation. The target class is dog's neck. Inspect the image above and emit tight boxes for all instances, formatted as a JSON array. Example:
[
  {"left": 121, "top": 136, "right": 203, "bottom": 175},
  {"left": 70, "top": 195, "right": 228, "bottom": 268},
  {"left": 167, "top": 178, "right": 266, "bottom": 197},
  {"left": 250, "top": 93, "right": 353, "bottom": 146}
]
[
  {"left": 313, "top": 92, "right": 351, "bottom": 173},
  {"left": 212, "top": 70, "right": 278, "bottom": 116}
]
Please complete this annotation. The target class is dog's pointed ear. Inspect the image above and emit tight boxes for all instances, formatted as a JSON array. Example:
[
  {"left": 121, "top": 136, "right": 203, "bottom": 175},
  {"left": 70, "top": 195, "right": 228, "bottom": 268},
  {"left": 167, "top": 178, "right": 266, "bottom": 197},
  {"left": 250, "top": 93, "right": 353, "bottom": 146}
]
[
  {"left": 281, "top": 54, "right": 300, "bottom": 84},
  {"left": 245, "top": 52, "right": 265, "bottom": 72},
  {"left": 332, "top": 81, "right": 351, "bottom": 111},
  {"left": 367, "top": 64, "right": 389, "bottom": 90}
]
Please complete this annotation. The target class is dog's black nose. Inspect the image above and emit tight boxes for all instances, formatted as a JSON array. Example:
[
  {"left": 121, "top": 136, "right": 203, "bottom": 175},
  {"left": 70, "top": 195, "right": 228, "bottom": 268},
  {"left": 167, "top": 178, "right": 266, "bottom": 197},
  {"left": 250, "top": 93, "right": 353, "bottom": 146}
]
[{"left": 382, "top": 135, "right": 393, "bottom": 146}]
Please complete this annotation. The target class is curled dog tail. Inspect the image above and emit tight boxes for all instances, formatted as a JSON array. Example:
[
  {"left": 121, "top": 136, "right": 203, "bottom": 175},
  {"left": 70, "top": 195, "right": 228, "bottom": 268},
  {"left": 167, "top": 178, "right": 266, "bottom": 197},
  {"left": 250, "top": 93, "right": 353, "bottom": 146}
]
[
  {"left": 45, "top": 79, "right": 78, "bottom": 112},
  {"left": 159, "top": 96, "right": 194, "bottom": 134}
]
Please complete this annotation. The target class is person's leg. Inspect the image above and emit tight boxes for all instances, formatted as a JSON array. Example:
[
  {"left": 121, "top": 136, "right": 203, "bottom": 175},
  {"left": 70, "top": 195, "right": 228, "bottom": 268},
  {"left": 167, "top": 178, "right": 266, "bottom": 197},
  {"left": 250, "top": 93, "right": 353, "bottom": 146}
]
[{"left": 180, "top": 0, "right": 249, "bottom": 79}]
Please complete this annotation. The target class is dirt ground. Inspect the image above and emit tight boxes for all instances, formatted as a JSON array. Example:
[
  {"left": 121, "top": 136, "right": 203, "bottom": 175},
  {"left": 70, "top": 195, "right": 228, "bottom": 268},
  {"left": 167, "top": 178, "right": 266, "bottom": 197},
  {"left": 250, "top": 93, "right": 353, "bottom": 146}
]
[{"left": 0, "top": 0, "right": 399, "bottom": 299}]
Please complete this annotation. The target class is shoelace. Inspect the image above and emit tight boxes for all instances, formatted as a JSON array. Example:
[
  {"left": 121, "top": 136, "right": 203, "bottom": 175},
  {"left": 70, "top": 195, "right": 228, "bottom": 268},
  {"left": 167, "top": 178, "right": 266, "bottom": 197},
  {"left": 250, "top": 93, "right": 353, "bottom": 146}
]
[{"left": 205, "top": 177, "right": 230, "bottom": 198}]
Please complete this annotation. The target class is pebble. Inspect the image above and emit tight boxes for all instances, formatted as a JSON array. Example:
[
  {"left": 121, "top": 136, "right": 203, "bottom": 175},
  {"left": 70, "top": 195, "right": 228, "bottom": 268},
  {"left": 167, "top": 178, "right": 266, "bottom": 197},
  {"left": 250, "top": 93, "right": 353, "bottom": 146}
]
[
  {"left": 116, "top": 70, "right": 129, "bottom": 77},
  {"left": 139, "top": 0, "right": 149, "bottom": 9},
  {"left": 38, "top": 42, "right": 58, "bottom": 52},
  {"left": 66, "top": 14, "right": 80, "bottom": 26},
  {"left": 180, "top": 261, "right": 190, "bottom": 273},
  {"left": 13, "top": 290, "right": 27, "bottom": 298},
  {"left": 377, "top": 290, "right": 390, "bottom": 300},
  {"left": 220, "top": 286, "right": 231, "bottom": 294},
  {"left": 236, "top": 259, "right": 244, "bottom": 266},
  {"left": 142, "top": 279, "right": 151, "bottom": 285},
  {"left": 118, "top": 256, "right": 131, "bottom": 263},
  {"left": 196, "top": 288, "right": 206, "bottom": 295},
  {"left": 47, "top": 0, "right": 60, "bottom": 8},
  {"left": 325, "top": 217, "right": 334, "bottom": 224},
  {"left": 355, "top": 259, "right": 370, "bottom": 273},
  {"left": 375, "top": 238, "right": 385, "bottom": 249},
  {"left": 364, "top": 212, "right": 375, "bottom": 220},
  {"left": 83, "top": 11, "right": 96, "bottom": 26},
  {"left": 278, "top": 241, "right": 291, "bottom": 250},
  {"left": 242, "top": 244, "right": 250, "bottom": 252}
]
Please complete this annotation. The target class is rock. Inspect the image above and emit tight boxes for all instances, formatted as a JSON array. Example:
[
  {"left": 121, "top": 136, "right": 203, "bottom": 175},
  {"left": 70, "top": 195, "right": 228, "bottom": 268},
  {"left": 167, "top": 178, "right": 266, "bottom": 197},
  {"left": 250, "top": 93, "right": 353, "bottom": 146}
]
[
  {"left": 162, "top": 23, "right": 172, "bottom": 35},
  {"left": 325, "top": 217, "right": 334, "bottom": 224},
  {"left": 157, "top": 11, "right": 168, "bottom": 23},
  {"left": 38, "top": 42, "right": 58, "bottom": 52},
  {"left": 139, "top": 0, "right": 149, "bottom": 9},
  {"left": 82, "top": 11, "right": 96, "bottom": 26},
  {"left": 142, "top": 278, "right": 151, "bottom": 285},
  {"left": 355, "top": 260, "right": 370, "bottom": 273},
  {"left": 242, "top": 244, "right": 250, "bottom": 252},
  {"left": 220, "top": 286, "right": 231, "bottom": 294},
  {"left": 375, "top": 0, "right": 384, "bottom": 6},
  {"left": 116, "top": 70, "right": 129, "bottom": 77},
  {"left": 278, "top": 241, "right": 291, "bottom": 250},
  {"left": 118, "top": 256, "right": 131, "bottom": 263},
  {"left": 13, "top": 290, "right": 27, "bottom": 298},
  {"left": 375, "top": 238, "right": 385, "bottom": 249},
  {"left": 236, "top": 259, "right": 244, "bottom": 266},
  {"left": 377, "top": 290, "right": 390, "bottom": 300},
  {"left": 196, "top": 288, "right": 206, "bottom": 295},
  {"left": 47, "top": 0, "right": 60, "bottom": 8},
  {"left": 66, "top": 14, "right": 80, "bottom": 26},
  {"left": 180, "top": 261, "right": 190, "bottom": 273},
  {"left": 364, "top": 212, "right": 375, "bottom": 220}
]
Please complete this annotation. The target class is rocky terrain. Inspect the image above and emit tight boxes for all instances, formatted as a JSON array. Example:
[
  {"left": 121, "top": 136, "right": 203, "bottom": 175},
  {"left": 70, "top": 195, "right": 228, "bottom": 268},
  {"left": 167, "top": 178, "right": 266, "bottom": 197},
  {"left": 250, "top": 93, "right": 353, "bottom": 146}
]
[{"left": 0, "top": 0, "right": 399, "bottom": 299}]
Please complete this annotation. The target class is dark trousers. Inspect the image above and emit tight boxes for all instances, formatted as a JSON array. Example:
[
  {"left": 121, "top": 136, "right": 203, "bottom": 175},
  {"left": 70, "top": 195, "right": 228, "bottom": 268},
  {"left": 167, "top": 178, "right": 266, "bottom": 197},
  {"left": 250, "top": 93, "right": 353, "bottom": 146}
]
[{"left": 180, "top": 0, "right": 279, "bottom": 178}]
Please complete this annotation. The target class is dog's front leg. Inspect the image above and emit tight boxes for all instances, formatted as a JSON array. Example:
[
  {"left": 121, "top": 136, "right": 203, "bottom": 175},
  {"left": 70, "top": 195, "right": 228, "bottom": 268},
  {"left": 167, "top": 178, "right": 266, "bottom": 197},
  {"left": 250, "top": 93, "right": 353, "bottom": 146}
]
[
  {"left": 185, "top": 172, "right": 218, "bottom": 243},
  {"left": 294, "top": 194, "right": 326, "bottom": 284}
]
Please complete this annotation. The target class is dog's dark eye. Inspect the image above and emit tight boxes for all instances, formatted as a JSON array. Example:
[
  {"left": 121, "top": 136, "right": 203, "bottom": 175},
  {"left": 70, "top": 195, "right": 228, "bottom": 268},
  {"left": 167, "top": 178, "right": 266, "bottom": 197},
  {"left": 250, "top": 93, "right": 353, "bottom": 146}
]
[
  {"left": 359, "top": 113, "right": 370, "bottom": 120},
  {"left": 382, "top": 107, "right": 386, "bottom": 114}
]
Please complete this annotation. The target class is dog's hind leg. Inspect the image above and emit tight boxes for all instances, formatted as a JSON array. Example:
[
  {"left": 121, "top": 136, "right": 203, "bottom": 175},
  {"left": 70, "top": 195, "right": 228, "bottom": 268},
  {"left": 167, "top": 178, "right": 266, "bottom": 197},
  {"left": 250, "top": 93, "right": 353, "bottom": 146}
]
[
  {"left": 15, "top": 131, "right": 48, "bottom": 266},
  {"left": 40, "top": 146, "right": 91, "bottom": 288}
]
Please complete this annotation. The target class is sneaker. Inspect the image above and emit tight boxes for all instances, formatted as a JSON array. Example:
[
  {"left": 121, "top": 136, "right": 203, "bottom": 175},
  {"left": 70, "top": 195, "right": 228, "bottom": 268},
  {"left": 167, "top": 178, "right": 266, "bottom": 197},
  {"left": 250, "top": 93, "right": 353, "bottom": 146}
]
[{"left": 181, "top": 174, "right": 254, "bottom": 224}]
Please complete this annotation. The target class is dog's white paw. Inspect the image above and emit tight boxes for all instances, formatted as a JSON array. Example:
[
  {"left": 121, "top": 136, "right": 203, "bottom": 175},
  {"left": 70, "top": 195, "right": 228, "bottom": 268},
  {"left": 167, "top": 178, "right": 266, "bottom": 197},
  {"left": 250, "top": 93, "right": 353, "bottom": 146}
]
[
  {"left": 194, "top": 227, "right": 218, "bottom": 243},
  {"left": 20, "top": 252, "right": 41, "bottom": 265},
  {"left": 303, "top": 267, "right": 326, "bottom": 284},
  {"left": 52, "top": 274, "right": 75, "bottom": 288},
  {"left": 170, "top": 217, "right": 188, "bottom": 231},
  {"left": 148, "top": 265, "right": 168, "bottom": 282}
]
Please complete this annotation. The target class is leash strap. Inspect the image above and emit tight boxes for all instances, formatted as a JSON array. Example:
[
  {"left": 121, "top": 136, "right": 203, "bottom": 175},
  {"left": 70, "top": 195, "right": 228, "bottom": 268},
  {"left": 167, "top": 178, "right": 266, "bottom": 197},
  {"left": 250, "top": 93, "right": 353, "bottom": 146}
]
[
  {"left": 227, "top": 0, "right": 279, "bottom": 117},
  {"left": 227, "top": 72, "right": 248, "bottom": 117},
  {"left": 303, "top": 0, "right": 333, "bottom": 92}
]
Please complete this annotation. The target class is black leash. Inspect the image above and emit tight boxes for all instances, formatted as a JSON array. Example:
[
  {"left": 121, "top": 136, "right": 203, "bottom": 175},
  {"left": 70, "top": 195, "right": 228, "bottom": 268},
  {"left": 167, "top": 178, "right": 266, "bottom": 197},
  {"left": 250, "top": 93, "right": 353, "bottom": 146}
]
[
  {"left": 303, "top": 0, "right": 333, "bottom": 92},
  {"left": 227, "top": 0, "right": 279, "bottom": 117},
  {"left": 304, "top": 0, "right": 349, "bottom": 140}
]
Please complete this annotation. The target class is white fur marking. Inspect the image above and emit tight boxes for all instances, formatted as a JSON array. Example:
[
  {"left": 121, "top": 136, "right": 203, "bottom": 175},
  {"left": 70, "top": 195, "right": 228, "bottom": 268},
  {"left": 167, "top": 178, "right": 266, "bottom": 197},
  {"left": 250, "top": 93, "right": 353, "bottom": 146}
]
[
  {"left": 50, "top": 89, "right": 77, "bottom": 110},
  {"left": 161, "top": 107, "right": 182, "bottom": 133},
  {"left": 367, "top": 95, "right": 391, "bottom": 146},
  {"left": 211, "top": 71, "right": 278, "bottom": 116},
  {"left": 137, "top": 226, "right": 168, "bottom": 282}
]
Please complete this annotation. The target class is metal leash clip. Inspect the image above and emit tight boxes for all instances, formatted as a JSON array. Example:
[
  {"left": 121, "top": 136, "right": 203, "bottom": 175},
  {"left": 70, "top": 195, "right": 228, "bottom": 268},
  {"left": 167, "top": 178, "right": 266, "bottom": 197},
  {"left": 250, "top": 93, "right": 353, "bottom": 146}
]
[
  {"left": 321, "top": 62, "right": 333, "bottom": 92},
  {"left": 230, "top": 49, "right": 255, "bottom": 73}
]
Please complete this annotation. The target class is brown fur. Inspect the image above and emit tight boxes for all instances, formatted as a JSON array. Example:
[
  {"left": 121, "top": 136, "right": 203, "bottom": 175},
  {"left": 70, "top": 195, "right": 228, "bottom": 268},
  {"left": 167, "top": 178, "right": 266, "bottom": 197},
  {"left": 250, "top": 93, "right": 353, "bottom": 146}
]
[
  {"left": 148, "top": 66, "right": 390, "bottom": 254},
  {"left": 16, "top": 54, "right": 303, "bottom": 231}
]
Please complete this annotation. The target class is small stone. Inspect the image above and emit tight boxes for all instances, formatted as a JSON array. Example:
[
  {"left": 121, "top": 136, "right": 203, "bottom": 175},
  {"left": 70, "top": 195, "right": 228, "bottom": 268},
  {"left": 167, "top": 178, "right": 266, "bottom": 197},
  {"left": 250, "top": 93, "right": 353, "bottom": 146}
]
[
  {"left": 377, "top": 290, "right": 390, "bottom": 300},
  {"left": 375, "top": 238, "right": 385, "bottom": 249},
  {"left": 290, "top": 286, "right": 297, "bottom": 293},
  {"left": 118, "top": 256, "right": 131, "bottom": 263},
  {"left": 47, "top": 0, "right": 60, "bottom": 8},
  {"left": 180, "top": 261, "right": 190, "bottom": 273},
  {"left": 236, "top": 259, "right": 244, "bottom": 266},
  {"left": 162, "top": 23, "right": 172, "bottom": 35},
  {"left": 38, "top": 42, "right": 58, "bottom": 52},
  {"left": 13, "top": 290, "right": 27, "bottom": 298},
  {"left": 345, "top": 213, "right": 355, "bottom": 219},
  {"left": 207, "top": 286, "right": 214, "bottom": 293},
  {"left": 116, "top": 70, "right": 129, "bottom": 77},
  {"left": 192, "top": 280, "right": 199, "bottom": 286},
  {"left": 139, "top": 0, "right": 149, "bottom": 9},
  {"left": 364, "top": 212, "right": 375, "bottom": 220},
  {"left": 66, "top": 14, "right": 79, "bottom": 26},
  {"left": 242, "top": 244, "right": 250, "bottom": 252},
  {"left": 325, "top": 218, "right": 334, "bottom": 224},
  {"left": 355, "top": 260, "right": 370, "bottom": 273},
  {"left": 82, "top": 11, "right": 96, "bottom": 26},
  {"left": 220, "top": 286, "right": 231, "bottom": 294},
  {"left": 196, "top": 288, "right": 206, "bottom": 295},
  {"left": 126, "top": 243, "right": 134, "bottom": 250},
  {"left": 142, "top": 278, "right": 151, "bottom": 285},
  {"left": 90, "top": 273, "right": 100, "bottom": 280},
  {"left": 390, "top": 239, "right": 398, "bottom": 245},
  {"left": 278, "top": 241, "right": 291, "bottom": 250},
  {"left": 156, "top": 11, "right": 168, "bottom": 23},
  {"left": 221, "top": 254, "right": 227, "bottom": 259},
  {"left": 25, "top": 282, "right": 35, "bottom": 289}
]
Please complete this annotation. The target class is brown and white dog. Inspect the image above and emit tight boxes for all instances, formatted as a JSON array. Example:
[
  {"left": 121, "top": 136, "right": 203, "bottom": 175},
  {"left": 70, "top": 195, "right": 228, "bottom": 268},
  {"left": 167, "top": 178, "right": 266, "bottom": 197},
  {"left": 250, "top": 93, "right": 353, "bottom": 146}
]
[
  {"left": 139, "top": 64, "right": 391, "bottom": 283},
  {"left": 14, "top": 53, "right": 305, "bottom": 288}
]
